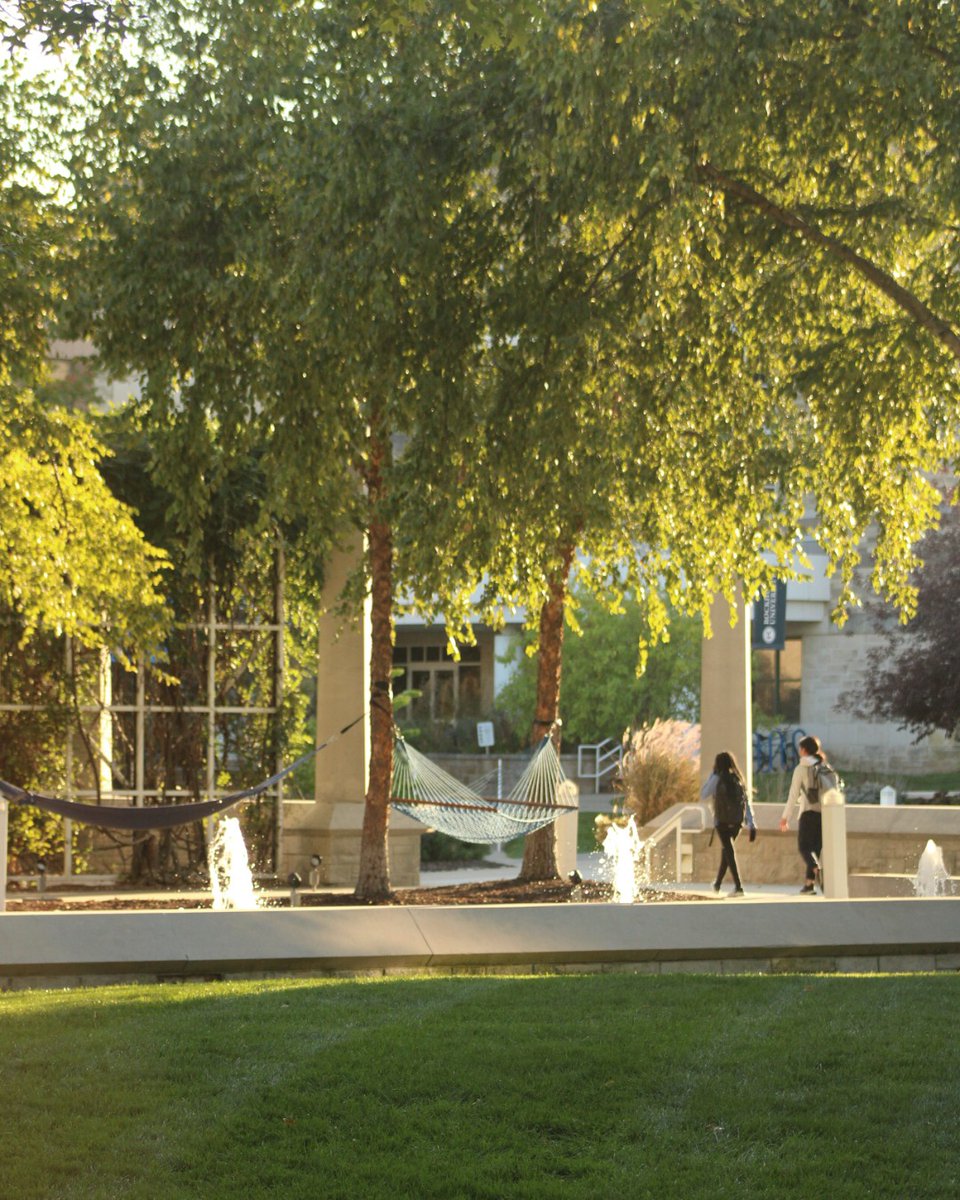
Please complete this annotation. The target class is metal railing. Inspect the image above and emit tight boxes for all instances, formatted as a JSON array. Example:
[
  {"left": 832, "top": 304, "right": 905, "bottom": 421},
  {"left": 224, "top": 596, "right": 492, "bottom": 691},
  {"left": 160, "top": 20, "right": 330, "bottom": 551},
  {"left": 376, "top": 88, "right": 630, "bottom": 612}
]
[
  {"left": 577, "top": 738, "right": 623, "bottom": 790},
  {"left": 641, "top": 804, "right": 712, "bottom": 882}
]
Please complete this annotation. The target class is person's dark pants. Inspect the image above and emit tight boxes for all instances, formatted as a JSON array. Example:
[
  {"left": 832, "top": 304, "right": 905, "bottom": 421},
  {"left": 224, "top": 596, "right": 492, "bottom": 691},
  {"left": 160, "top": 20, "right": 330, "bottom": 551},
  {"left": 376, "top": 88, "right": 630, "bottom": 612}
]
[
  {"left": 714, "top": 823, "right": 743, "bottom": 890},
  {"left": 798, "top": 810, "right": 823, "bottom": 883}
]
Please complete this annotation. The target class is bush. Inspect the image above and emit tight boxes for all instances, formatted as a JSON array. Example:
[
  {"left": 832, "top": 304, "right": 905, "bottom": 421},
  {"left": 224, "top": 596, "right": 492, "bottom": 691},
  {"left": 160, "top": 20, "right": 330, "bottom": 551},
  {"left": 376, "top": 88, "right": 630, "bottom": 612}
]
[
  {"left": 494, "top": 590, "right": 702, "bottom": 747},
  {"left": 397, "top": 711, "right": 524, "bottom": 754},
  {"left": 419, "top": 831, "right": 488, "bottom": 864},
  {"left": 617, "top": 719, "right": 701, "bottom": 829}
]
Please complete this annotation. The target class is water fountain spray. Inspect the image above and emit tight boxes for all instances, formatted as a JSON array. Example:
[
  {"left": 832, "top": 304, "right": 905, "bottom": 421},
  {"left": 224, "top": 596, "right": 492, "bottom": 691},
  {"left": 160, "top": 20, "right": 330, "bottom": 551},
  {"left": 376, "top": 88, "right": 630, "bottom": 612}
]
[{"left": 208, "top": 817, "right": 262, "bottom": 910}]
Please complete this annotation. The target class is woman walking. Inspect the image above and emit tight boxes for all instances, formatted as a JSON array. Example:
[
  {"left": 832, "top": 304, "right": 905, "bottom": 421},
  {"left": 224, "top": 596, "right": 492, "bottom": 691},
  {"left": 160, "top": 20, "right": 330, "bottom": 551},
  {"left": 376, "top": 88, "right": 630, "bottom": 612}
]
[
  {"left": 780, "top": 734, "right": 827, "bottom": 893},
  {"left": 701, "top": 751, "right": 756, "bottom": 897}
]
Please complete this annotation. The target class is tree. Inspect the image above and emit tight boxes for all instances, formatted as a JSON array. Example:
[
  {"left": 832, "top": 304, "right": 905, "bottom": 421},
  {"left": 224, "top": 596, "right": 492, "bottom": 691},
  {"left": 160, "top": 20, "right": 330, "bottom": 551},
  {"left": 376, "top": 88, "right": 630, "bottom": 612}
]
[
  {"left": 64, "top": 1, "right": 511, "bottom": 899},
  {"left": 845, "top": 500, "right": 960, "bottom": 741},
  {"left": 0, "top": 54, "right": 170, "bottom": 656},
  {"left": 404, "top": 0, "right": 960, "bottom": 878},
  {"left": 403, "top": 4, "right": 808, "bottom": 879}
]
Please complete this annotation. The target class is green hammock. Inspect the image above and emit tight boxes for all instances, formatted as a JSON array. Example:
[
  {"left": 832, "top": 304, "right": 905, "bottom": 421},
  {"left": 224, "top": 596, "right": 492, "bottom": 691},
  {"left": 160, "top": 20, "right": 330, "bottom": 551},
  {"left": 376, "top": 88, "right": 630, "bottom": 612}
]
[{"left": 391, "top": 734, "right": 578, "bottom": 844}]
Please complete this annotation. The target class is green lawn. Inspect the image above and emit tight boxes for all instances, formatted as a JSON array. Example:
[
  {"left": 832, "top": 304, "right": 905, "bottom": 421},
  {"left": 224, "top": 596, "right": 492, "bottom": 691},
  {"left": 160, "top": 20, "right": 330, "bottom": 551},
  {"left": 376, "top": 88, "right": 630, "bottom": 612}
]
[{"left": 2, "top": 972, "right": 958, "bottom": 1199}]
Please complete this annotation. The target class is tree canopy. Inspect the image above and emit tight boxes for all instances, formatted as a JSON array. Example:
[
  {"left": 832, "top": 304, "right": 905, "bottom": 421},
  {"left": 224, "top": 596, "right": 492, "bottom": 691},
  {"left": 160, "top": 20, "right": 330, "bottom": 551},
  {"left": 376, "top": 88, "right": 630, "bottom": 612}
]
[{"left": 25, "top": 0, "right": 960, "bottom": 895}]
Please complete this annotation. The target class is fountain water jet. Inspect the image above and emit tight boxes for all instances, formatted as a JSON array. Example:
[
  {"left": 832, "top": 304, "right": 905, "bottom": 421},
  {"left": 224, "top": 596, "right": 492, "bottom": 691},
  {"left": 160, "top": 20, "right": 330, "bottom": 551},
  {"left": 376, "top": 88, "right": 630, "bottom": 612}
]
[
  {"left": 208, "top": 817, "right": 262, "bottom": 910},
  {"left": 914, "top": 839, "right": 951, "bottom": 897},
  {"left": 601, "top": 816, "right": 648, "bottom": 903}
]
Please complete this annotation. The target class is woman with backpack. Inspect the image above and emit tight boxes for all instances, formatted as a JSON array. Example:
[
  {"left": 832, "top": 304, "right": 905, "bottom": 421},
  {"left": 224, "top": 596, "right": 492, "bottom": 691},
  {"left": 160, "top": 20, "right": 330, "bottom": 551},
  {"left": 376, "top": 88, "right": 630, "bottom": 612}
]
[
  {"left": 780, "top": 734, "right": 828, "bottom": 893},
  {"left": 701, "top": 750, "right": 756, "bottom": 897}
]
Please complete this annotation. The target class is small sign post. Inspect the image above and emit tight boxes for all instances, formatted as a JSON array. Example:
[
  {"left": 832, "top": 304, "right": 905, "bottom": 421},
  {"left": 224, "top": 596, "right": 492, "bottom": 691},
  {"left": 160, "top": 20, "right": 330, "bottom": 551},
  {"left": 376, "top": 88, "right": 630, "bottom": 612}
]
[{"left": 476, "top": 721, "right": 495, "bottom": 752}]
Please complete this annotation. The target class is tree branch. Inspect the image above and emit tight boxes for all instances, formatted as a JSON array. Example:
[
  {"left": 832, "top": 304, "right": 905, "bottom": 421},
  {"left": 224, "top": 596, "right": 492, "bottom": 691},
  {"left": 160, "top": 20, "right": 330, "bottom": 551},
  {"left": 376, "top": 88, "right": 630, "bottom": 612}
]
[{"left": 696, "top": 159, "right": 960, "bottom": 365}]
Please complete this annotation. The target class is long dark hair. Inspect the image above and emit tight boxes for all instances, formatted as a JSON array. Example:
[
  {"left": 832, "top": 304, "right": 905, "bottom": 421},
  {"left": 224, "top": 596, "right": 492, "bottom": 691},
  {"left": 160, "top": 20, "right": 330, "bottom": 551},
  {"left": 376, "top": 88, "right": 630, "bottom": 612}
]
[
  {"left": 713, "top": 751, "right": 744, "bottom": 780},
  {"left": 798, "top": 735, "right": 823, "bottom": 762}
]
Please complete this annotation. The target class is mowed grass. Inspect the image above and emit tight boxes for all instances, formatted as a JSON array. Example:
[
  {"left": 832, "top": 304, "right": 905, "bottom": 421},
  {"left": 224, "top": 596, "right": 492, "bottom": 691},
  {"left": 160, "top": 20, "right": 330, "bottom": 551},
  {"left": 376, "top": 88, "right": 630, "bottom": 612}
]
[{"left": 2, "top": 972, "right": 958, "bottom": 1200}]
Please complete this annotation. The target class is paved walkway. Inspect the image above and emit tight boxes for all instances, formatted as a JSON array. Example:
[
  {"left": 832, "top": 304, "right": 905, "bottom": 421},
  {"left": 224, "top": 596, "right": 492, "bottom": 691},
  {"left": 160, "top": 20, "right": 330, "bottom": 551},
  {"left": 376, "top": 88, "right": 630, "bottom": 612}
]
[
  {"left": 14, "top": 849, "right": 819, "bottom": 907},
  {"left": 419, "top": 850, "right": 813, "bottom": 900}
]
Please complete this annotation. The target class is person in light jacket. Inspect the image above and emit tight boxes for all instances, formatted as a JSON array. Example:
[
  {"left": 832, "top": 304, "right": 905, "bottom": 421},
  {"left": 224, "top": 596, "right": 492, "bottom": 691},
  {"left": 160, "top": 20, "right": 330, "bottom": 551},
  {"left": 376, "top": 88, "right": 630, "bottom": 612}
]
[{"left": 780, "top": 734, "right": 825, "bottom": 893}]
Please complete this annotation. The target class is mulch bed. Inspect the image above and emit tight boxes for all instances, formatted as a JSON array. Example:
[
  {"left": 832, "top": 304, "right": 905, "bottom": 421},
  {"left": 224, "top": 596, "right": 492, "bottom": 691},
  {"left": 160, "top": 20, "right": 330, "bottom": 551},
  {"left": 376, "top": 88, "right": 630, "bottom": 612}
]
[{"left": 4, "top": 873, "right": 703, "bottom": 911}]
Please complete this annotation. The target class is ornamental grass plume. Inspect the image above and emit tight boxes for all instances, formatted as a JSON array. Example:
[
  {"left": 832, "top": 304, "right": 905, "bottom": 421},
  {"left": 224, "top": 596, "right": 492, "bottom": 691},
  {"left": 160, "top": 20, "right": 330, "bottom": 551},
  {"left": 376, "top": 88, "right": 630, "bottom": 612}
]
[{"left": 616, "top": 719, "right": 701, "bottom": 830}]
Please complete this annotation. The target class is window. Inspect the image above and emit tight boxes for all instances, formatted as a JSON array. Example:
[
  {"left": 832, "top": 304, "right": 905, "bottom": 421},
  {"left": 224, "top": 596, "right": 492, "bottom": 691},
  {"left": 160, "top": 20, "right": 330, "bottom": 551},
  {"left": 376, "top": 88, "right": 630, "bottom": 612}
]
[
  {"left": 754, "top": 638, "right": 802, "bottom": 723},
  {"left": 393, "top": 637, "right": 486, "bottom": 719}
]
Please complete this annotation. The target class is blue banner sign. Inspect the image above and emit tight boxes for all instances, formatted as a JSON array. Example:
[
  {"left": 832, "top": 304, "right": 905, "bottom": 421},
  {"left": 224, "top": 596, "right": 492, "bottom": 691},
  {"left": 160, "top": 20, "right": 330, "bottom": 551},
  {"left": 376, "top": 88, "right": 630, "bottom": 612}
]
[{"left": 752, "top": 581, "right": 786, "bottom": 651}]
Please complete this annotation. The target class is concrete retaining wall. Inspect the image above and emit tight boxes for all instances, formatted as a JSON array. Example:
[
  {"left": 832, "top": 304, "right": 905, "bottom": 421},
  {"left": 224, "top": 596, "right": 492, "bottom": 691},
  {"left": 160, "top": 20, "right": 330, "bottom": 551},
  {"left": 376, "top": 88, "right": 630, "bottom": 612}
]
[
  {"left": 646, "top": 802, "right": 960, "bottom": 887},
  {"left": 2, "top": 898, "right": 958, "bottom": 989}
]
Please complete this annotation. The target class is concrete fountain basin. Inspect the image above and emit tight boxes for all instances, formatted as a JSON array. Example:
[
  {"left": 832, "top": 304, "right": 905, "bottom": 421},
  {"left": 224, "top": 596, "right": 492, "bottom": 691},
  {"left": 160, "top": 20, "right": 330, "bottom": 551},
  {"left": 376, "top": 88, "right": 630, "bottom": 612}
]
[{"left": 2, "top": 896, "right": 959, "bottom": 989}]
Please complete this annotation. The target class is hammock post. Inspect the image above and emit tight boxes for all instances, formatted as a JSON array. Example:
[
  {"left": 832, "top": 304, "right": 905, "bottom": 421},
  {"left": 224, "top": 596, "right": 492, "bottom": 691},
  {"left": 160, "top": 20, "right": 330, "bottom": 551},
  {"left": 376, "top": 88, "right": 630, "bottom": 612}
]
[{"left": 0, "top": 796, "right": 8, "bottom": 914}]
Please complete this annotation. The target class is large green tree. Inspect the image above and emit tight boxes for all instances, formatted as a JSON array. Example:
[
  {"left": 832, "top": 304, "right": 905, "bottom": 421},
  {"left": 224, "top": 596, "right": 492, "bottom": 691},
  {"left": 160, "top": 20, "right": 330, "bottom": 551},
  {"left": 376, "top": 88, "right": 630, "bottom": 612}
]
[
  {"left": 404, "top": 0, "right": 960, "bottom": 878},
  {"left": 405, "top": 5, "right": 803, "bottom": 878},
  {"left": 64, "top": 1, "right": 508, "bottom": 899}
]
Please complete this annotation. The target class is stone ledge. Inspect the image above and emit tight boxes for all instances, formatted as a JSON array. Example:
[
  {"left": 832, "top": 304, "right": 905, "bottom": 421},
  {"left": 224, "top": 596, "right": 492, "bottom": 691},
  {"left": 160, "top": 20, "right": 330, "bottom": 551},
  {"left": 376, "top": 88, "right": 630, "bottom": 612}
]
[{"left": 1, "top": 898, "right": 958, "bottom": 988}]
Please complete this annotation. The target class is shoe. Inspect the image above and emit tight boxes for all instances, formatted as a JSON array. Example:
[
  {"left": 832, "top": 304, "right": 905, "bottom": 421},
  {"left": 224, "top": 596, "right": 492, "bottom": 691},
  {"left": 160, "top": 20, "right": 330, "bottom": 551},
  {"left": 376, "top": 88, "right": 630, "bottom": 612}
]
[
  {"left": 713, "top": 883, "right": 722, "bottom": 894},
  {"left": 729, "top": 887, "right": 745, "bottom": 897},
  {"left": 800, "top": 883, "right": 815, "bottom": 894}
]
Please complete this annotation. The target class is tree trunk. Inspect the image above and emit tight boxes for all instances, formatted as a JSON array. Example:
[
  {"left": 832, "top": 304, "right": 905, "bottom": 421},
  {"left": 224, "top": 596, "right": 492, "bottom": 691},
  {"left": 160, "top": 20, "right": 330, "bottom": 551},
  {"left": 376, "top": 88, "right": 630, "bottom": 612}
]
[
  {"left": 354, "top": 431, "right": 395, "bottom": 902},
  {"left": 519, "top": 546, "right": 573, "bottom": 882}
]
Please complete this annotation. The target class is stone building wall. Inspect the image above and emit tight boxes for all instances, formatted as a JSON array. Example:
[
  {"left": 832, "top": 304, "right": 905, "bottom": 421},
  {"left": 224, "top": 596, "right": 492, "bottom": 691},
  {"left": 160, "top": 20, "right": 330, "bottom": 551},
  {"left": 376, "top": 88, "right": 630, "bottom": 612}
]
[{"left": 798, "top": 629, "right": 958, "bottom": 773}]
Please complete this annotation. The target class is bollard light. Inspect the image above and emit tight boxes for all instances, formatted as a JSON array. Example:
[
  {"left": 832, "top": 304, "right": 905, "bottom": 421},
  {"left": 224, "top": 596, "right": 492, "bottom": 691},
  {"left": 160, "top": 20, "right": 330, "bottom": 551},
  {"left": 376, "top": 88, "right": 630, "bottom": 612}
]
[
  {"left": 288, "top": 872, "right": 302, "bottom": 908},
  {"left": 309, "top": 854, "right": 322, "bottom": 890},
  {"left": 37, "top": 861, "right": 46, "bottom": 895}
]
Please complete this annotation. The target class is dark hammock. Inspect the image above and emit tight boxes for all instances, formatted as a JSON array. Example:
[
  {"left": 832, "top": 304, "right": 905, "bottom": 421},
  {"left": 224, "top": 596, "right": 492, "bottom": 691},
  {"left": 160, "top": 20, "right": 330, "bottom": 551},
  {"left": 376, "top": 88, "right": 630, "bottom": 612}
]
[{"left": 0, "top": 714, "right": 364, "bottom": 831}]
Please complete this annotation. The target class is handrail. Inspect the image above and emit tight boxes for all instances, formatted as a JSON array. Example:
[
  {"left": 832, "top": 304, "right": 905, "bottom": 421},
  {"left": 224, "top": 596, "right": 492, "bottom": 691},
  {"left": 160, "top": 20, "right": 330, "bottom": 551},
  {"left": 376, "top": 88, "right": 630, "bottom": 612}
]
[
  {"left": 640, "top": 804, "right": 711, "bottom": 882},
  {"left": 577, "top": 738, "right": 623, "bottom": 790}
]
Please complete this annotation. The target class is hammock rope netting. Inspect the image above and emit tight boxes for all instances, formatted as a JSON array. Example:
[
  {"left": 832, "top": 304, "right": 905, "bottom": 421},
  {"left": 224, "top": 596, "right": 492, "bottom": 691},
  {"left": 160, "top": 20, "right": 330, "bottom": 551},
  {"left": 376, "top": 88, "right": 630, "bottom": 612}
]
[{"left": 390, "top": 734, "right": 577, "bottom": 843}]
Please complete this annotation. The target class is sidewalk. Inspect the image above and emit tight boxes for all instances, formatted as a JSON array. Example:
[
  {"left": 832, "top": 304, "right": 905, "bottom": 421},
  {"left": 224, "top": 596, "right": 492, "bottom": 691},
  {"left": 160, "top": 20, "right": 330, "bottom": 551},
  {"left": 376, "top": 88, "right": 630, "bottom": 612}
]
[
  {"left": 15, "top": 850, "right": 815, "bottom": 906},
  {"left": 420, "top": 850, "right": 812, "bottom": 899}
]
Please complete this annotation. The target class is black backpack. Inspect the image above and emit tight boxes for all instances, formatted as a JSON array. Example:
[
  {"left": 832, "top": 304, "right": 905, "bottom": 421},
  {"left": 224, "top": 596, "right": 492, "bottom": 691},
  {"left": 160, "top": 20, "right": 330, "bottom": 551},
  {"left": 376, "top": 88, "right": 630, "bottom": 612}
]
[{"left": 714, "top": 772, "right": 747, "bottom": 826}]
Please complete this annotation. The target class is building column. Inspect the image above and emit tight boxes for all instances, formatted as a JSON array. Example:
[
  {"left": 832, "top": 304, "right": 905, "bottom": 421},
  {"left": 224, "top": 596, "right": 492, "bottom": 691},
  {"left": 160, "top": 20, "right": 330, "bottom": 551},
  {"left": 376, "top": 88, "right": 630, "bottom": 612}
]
[
  {"left": 700, "top": 589, "right": 753, "bottom": 797},
  {"left": 278, "top": 543, "right": 421, "bottom": 887}
]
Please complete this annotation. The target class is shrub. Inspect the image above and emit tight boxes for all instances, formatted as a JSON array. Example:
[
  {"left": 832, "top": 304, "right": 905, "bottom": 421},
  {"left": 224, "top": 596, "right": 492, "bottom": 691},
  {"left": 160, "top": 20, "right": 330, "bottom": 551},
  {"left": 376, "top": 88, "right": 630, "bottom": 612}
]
[
  {"left": 396, "top": 711, "right": 523, "bottom": 754},
  {"left": 419, "top": 831, "right": 488, "bottom": 864},
  {"left": 617, "top": 719, "right": 701, "bottom": 829}
]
